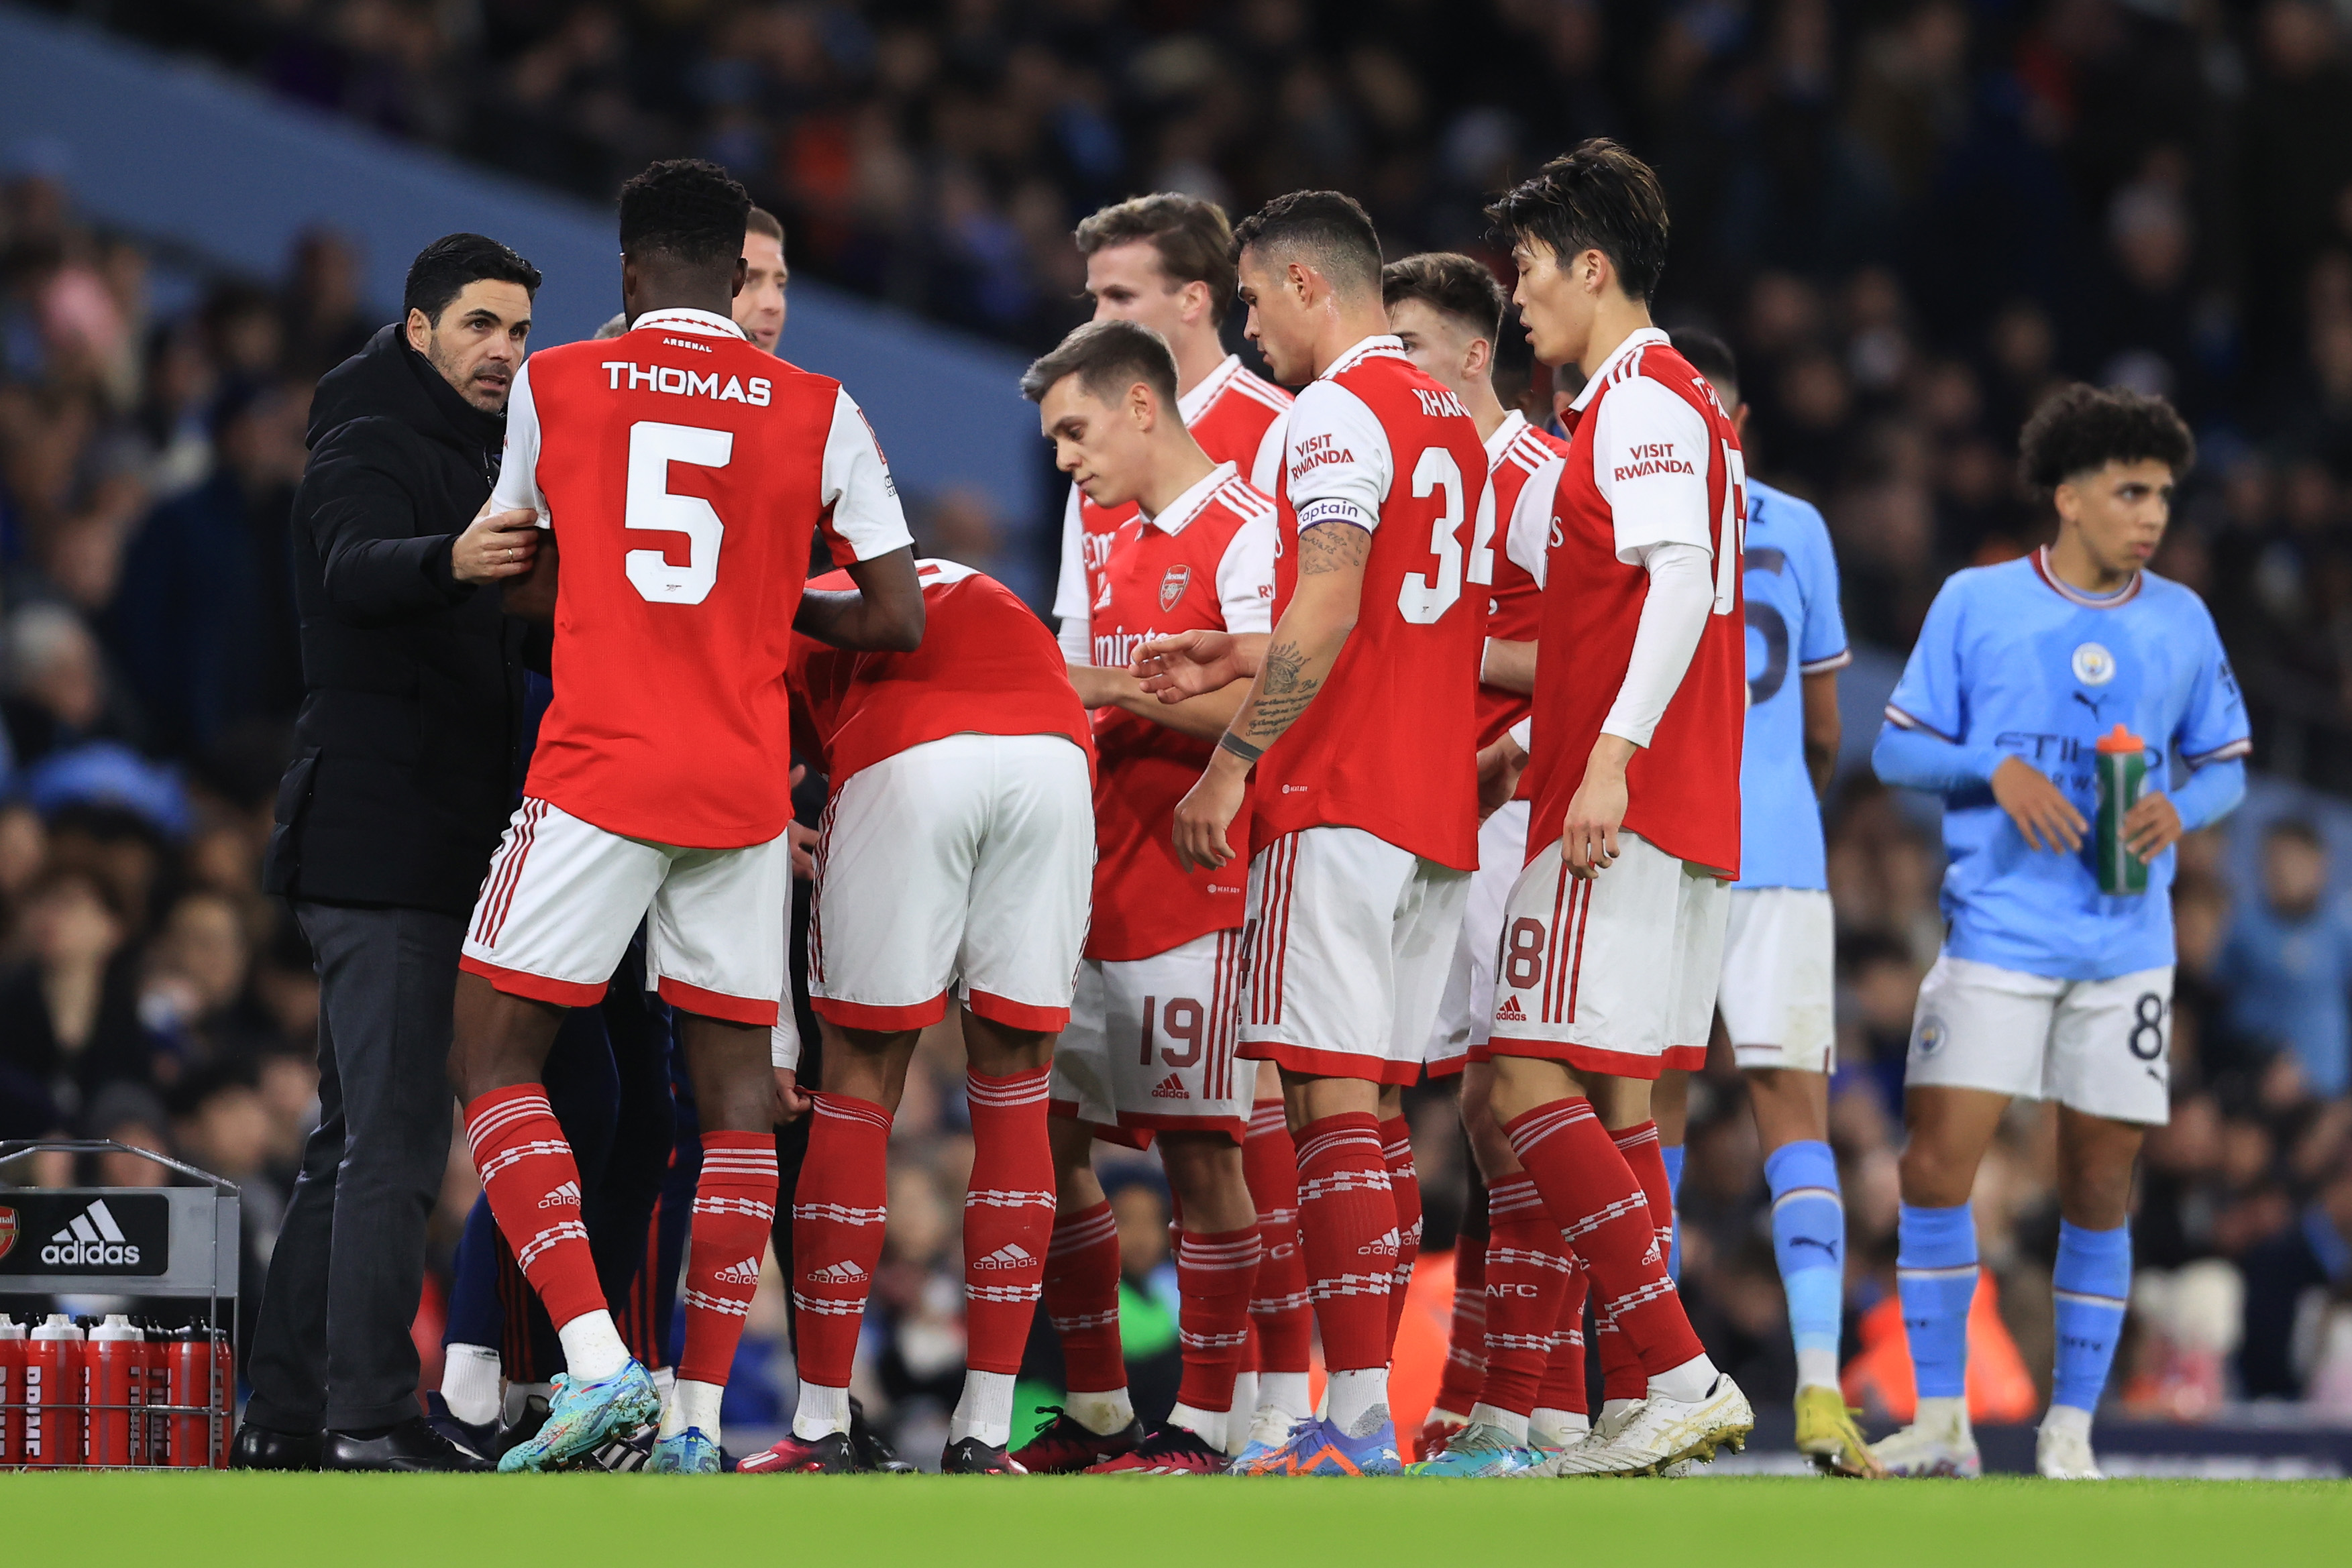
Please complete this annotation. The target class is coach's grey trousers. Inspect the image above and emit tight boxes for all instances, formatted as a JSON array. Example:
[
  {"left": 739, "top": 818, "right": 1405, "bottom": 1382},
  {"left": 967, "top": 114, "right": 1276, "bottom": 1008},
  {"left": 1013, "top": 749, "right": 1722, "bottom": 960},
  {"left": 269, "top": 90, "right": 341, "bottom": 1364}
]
[{"left": 244, "top": 903, "right": 464, "bottom": 1434}]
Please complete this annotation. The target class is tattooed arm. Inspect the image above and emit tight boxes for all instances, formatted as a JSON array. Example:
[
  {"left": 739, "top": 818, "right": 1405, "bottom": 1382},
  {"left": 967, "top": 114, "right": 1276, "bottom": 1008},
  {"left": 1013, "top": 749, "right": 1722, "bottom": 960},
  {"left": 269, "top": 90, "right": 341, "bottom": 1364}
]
[{"left": 1168, "top": 521, "right": 1369, "bottom": 870}]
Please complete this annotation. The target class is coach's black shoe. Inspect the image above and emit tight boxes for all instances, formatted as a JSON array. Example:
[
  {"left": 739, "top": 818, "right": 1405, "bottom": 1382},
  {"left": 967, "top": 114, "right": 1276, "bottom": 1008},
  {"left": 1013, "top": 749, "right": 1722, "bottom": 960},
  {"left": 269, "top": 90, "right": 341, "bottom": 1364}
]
[
  {"left": 321, "top": 1416, "right": 492, "bottom": 1472},
  {"left": 496, "top": 1390, "right": 552, "bottom": 1460},
  {"left": 231, "top": 1421, "right": 322, "bottom": 1471},
  {"left": 941, "top": 1437, "right": 1028, "bottom": 1475},
  {"left": 850, "top": 1400, "right": 918, "bottom": 1475},
  {"left": 424, "top": 1392, "right": 498, "bottom": 1464}
]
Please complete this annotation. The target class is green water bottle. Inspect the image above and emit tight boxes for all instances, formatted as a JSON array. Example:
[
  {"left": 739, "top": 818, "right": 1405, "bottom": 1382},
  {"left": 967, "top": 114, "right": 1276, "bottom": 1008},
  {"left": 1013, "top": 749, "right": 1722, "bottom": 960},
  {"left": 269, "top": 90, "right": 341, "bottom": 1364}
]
[{"left": 2095, "top": 724, "right": 2150, "bottom": 895}]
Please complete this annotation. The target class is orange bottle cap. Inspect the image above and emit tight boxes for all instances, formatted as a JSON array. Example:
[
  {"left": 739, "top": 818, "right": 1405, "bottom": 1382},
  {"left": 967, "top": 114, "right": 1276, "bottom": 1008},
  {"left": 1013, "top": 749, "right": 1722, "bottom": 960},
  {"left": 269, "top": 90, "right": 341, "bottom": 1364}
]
[{"left": 2095, "top": 723, "right": 2145, "bottom": 754}]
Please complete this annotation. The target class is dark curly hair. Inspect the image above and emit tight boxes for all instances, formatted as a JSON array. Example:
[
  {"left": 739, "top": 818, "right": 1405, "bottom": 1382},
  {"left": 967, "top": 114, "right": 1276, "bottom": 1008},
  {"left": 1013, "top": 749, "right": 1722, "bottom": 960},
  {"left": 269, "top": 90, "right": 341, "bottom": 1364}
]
[
  {"left": 618, "top": 159, "right": 752, "bottom": 268},
  {"left": 2017, "top": 384, "right": 2195, "bottom": 491},
  {"left": 1232, "top": 190, "right": 1383, "bottom": 297},
  {"left": 1486, "top": 138, "right": 1670, "bottom": 302}
]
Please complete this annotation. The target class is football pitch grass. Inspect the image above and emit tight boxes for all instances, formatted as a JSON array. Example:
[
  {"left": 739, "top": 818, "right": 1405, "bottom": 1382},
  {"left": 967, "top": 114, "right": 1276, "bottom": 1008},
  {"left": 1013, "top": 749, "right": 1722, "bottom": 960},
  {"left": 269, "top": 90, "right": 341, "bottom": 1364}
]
[{"left": 10, "top": 1473, "right": 2352, "bottom": 1567}]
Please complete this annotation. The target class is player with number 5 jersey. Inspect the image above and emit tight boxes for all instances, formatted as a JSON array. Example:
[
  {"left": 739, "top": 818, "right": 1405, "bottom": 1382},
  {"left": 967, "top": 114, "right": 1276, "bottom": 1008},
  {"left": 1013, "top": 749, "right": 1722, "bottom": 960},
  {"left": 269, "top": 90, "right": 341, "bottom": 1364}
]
[{"left": 448, "top": 162, "right": 924, "bottom": 1478}]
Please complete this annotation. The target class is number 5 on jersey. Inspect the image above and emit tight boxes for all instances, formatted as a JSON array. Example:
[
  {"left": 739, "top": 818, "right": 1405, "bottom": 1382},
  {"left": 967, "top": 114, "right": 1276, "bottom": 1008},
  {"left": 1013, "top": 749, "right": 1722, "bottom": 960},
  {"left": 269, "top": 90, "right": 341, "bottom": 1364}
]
[{"left": 627, "top": 420, "right": 731, "bottom": 604}]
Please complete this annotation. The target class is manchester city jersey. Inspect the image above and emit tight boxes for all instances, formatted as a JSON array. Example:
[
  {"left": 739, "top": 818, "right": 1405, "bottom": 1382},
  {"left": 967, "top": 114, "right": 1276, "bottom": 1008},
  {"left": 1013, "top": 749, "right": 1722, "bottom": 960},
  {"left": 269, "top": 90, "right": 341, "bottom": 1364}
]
[
  {"left": 1734, "top": 482, "right": 1850, "bottom": 891},
  {"left": 1885, "top": 551, "right": 2250, "bottom": 980}
]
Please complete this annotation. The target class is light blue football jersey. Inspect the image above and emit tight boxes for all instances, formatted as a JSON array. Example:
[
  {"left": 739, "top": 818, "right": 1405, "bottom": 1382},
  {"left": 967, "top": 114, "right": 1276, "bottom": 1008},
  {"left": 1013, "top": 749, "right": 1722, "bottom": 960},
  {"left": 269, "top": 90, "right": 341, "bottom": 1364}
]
[
  {"left": 1733, "top": 482, "right": 1849, "bottom": 891},
  {"left": 1885, "top": 551, "right": 2250, "bottom": 980}
]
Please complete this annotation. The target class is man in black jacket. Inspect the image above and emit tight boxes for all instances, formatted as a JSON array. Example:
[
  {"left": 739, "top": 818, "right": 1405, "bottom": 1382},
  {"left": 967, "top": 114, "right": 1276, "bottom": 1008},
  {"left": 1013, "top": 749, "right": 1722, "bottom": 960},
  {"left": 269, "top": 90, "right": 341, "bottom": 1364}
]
[{"left": 237, "top": 233, "right": 549, "bottom": 1472}]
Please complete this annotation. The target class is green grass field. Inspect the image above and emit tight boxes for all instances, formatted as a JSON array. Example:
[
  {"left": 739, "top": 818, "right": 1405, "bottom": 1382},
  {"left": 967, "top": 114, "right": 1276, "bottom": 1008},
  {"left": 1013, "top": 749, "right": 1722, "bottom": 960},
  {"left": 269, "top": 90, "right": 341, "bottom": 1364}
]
[{"left": 9, "top": 1473, "right": 2352, "bottom": 1567}]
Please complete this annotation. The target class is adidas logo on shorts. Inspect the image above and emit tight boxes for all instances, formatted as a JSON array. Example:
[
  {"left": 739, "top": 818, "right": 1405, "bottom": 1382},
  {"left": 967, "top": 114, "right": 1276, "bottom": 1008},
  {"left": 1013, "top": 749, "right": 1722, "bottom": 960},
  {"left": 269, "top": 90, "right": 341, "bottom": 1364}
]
[
  {"left": 1151, "top": 1074, "right": 1188, "bottom": 1099},
  {"left": 1358, "top": 1227, "right": 1400, "bottom": 1258},
  {"left": 808, "top": 1260, "right": 869, "bottom": 1284},
  {"left": 539, "top": 1180, "right": 582, "bottom": 1209},
  {"left": 1495, "top": 997, "right": 1527, "bottom": 1023},
  {"left": 716, "top": 1255, "right": 762, "bottom": 1286},
  {"left": 972, "top": 1243, "right": 1035, "bottom": 1272}
]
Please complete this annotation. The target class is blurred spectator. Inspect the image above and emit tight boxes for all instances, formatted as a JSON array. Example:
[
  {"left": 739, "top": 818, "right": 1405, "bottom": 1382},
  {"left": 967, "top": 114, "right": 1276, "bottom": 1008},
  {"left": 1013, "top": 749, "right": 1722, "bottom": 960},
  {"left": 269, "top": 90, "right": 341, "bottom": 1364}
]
[
  {"left": 2239, "top": 1145, "right": 2352, "bottom": 1399},
  {"left": 0, "top": 863, "right": 154, "bottom": 1137},
  {"left": 2212, "top": 818, "right": 2352, "bottom": 1097}
]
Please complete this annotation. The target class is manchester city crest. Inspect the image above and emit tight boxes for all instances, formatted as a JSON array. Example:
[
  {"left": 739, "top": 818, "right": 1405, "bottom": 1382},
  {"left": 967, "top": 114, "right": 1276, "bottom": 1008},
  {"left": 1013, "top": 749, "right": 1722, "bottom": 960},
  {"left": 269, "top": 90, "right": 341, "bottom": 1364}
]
[{"left": 2072, "top": 642, "right": 2115, "bottom": 686}]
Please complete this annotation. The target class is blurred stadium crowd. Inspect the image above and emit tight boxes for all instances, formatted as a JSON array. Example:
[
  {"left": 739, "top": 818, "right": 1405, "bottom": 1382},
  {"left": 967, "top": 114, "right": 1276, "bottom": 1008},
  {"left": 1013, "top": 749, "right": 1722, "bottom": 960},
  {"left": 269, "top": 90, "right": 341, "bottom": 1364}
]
[{"left": 7, "top": 0, "right": 2352, "bottom": 1442}]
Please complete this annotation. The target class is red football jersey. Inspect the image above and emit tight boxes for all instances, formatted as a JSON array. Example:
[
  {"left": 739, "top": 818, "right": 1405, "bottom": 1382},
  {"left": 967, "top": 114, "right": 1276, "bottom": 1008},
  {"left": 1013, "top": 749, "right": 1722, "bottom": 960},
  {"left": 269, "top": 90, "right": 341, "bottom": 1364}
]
[
  {"left": 790, "top": 559, "right": 1092, "bottom": 793},
  {"left": 1530, "top": 329, "right": 1746, "bottom": 876},
  {"left": 1252, "top": 336, "right": 1492, "bottom": 871},
  {"left": 490, "top": 307, "right": 911, "bottom": 848},
  {"left": 1086, "top": 464, "right": 1279, "bottom": 962},
  {"left": 1479, "top": 412, "right": 1567, "bottom": 777},
  {"left": 1053, "top": 353, "right": 1290, "bottom": 640}
]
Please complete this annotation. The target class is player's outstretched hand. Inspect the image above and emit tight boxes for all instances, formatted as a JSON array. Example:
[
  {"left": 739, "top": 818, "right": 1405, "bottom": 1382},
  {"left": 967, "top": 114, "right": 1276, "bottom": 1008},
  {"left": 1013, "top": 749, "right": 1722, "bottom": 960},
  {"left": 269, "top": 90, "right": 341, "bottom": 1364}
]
[
  {"left": 774, "top": 1068, "right": 812, "bottom": 1123},
  {"left": 2122, "top": 790, "right": 2184, "bottom": 863},
  {"left": 1134, "top": 629, "right": 1249, "bottom": 704},
  {"left": 1992, "top": 755, "right": 2087, "bottom": 853},
  {"left": 1477, "top": 734, "right": 1530, "bottom": 820},
  {"left": 1172, "top": 759, "right": 1247, "bottom": 872},
  {"left": 452, "top": 502, "right": 541, "bottom": 584}
]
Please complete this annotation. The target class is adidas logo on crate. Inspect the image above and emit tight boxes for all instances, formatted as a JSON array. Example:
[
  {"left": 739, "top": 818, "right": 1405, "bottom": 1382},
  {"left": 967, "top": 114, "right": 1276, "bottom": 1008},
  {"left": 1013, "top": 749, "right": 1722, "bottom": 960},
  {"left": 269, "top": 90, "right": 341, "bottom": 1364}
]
[
  {"left": 40, "top": 1198, "right": 140, "bottom": 1268},
  {"left": 1151, "top": 1074, "right": 1188, "bottom": 1099}
]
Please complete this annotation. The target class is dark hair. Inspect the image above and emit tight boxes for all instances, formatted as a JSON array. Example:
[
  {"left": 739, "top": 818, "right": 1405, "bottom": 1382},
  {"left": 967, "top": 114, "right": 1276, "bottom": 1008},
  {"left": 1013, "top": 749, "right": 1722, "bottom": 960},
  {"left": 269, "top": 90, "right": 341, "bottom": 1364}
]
[
  {"left": 1672, "top": 328, "right": 1739, "bottom": 402},
  {"left": 2265, "top": 818, "right": 2324, "bottom": 851},
  {"left": 1485, "top": 138, "right": 1670, "bottom": 302},
  {"left": 1232, "top": 190, "right": 1383, "bottom": 298},
  {"left": 1383, "top": 253, "right": 1508, "bottom": 341},
  {"left": 2017, "top": 384, "right": 2196, "bottom": 490},
  {"left": 618, "top": 159, "right": 753, "bottom": 268},
  {"left": 747, "top": 206, "right": 785, "bottom": 245},
  {"left": 1075, "top": 193, "right": 1239, "bottom": 321},
  {"left": 402, "top": 233, "right": 541, "bottom": 326},
  {"left": 1020, "top": 318, "right": 1181, "bottom": 409}
]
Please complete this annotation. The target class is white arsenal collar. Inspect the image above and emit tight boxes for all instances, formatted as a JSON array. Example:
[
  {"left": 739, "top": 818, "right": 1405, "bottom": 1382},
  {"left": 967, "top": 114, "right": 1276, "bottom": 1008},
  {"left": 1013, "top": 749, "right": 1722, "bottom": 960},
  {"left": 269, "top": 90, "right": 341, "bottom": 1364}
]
[
  {"left": 628, "top": 307, "right": 747, "bottom": 340},
  {"left": 1140, "top": 462, "right": 1240, "bottom": 537},
  {"left": 1318, "top": 334, "right": 1409, "bottom": 380},
  {"left": 1568, "top": 327, "right": 1672, "bottom": 413}
]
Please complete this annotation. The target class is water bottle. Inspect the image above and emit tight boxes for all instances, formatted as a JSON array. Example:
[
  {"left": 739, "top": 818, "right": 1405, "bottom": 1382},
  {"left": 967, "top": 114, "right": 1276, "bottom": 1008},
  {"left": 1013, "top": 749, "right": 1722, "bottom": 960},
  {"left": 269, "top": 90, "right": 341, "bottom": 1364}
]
[
  {"left": 2095, "top": 724, "right": 2151, "bottom": 895},
  {"left": 89, "top": 1314, "right": 145, "bottom": 1466},
  {"left": 0, "top": 1315, "right": 24, "bottom": 1465},
  {"left": 27, "top": 1312, "right": 87, "bottom": 1467}
]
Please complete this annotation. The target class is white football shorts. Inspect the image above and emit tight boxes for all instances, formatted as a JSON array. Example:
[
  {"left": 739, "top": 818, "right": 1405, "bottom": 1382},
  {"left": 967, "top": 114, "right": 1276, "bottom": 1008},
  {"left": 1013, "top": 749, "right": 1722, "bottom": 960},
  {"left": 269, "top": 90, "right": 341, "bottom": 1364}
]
[
  {"left": 1238, "top": 826, "right": 1471, "bottom": 1086},
  {"left": 1052, "top": 929, "right": 1251, "bottom": 1143},
  {"left": 808, "top": 732, "right": 1093, "bottom": 1033},
  {"left": 1428, "top": 799, "right": 1531, "bottom": 1078},
  {"left": 1906, "top": 954, "right": 2174, "bottom": 1125},
  {"left": 1718, "top": 887, "right": 1836, "bottom": 1074},
  {"left": 1486, "top": 832, "right": 1728, "bottom": 1080},
  {"left": 461, "top": 795, "right": 788, "bottom": 1024}
]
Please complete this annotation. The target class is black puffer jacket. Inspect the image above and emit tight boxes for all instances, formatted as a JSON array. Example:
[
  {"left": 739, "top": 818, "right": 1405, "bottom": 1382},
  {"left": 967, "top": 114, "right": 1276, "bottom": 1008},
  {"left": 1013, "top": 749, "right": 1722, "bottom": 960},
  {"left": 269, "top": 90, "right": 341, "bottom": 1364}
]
[{"left": 263, "top": 325, "right": 540, "bottom": 916}]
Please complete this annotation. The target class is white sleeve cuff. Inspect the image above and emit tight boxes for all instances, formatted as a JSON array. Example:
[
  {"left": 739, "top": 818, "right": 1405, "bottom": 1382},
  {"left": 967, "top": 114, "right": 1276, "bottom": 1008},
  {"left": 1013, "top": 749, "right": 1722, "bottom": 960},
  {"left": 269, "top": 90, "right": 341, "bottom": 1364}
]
[
  {"left": 1059, "top": 615, "right": 1091, "bottom": 664},
  {"left": 1600, "top": 542, "right": 1714, "bottom": 748},
  {"left": 1507, "top": 716, "right": 1532, "bottom": 754},
  {"left": 771, "top": 1007, "right": 802, "bottom": 1072}
]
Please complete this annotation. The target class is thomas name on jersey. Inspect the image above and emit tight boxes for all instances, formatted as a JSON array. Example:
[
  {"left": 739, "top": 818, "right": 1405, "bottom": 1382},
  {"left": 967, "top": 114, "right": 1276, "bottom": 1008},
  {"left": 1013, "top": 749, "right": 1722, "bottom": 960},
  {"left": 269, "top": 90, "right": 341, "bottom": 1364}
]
[{"left": 597, "top": 359, "right": 774, "bottom": 405}]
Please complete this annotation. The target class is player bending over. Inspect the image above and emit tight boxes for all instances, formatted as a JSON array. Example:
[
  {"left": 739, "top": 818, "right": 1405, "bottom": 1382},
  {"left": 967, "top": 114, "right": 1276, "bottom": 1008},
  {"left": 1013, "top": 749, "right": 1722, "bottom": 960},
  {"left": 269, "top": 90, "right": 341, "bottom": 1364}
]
[
  {"left": 1142, "top": 190, "right": 1492, "bottom": 1477},
  {"left": 1363, "top": 252, "right": 1591, "bottom": 1478},
  {"left": 1475, "top": 140, "right": 1754, "bottom": 1477},
  {"left": 1050, "top": 197, "right": 1315, "bottom": 1441},
  {"left": 737, "top": 561, "right": 1095, "bottom": 1476},
  {"left": 1003, "top": 320, "right": 1277, "bottom": 1475},
  {"left": 449, "top": 159, "right": 924, "bottom": 1474},
  {"left": 1869, "top": 386, "right": 2247, "bottom": 1479}
]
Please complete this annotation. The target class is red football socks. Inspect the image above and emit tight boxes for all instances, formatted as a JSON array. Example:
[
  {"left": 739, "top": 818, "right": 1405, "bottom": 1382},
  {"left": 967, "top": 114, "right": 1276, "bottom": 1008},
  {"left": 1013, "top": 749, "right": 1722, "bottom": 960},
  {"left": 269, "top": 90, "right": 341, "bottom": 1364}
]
[
  {"left": 790, "top": 1093, "right": 892, "bottom": 1389},
  {"left": 1599, "top": 1120, "right": 1676, "bottom": 1400},
  {"left": 1476, "top": 1172, "right": 1573, "bottom": 1416},
  {"left": 1434, "top": 1190, "right": 1489, "bottom": 1416},
  {"left": 963, "top": 1066, "right": 1055, "bottom": 1376},
  {"left": 465, "top": 1086, "right": 605, "bottom": 1329},
  {"left": 1174, "top": 1225, "right": 1263, "bottom": 1415},
  {"left": 1503, "top": 1099, "right": 1704, "bottom": 1378},
  {"left": 1243, "top": 1100, "right": 1312, "bottom": 1375},
  {"left": 677, "top": 1131, "right": 778, "bottom": 1386},
  {"left": 1381, "top": 1115, "right": 1422, "bottom": 1353},
  {"left": 1539, "top": 1256, "right": 1592, "bottom": 1416},
  {"left": 1293, "top": 1112, "right": 1394, "bottom": 1373},
  {"left": 1044, "top": 1199, "right": 1125, "bottom": 1394}
]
